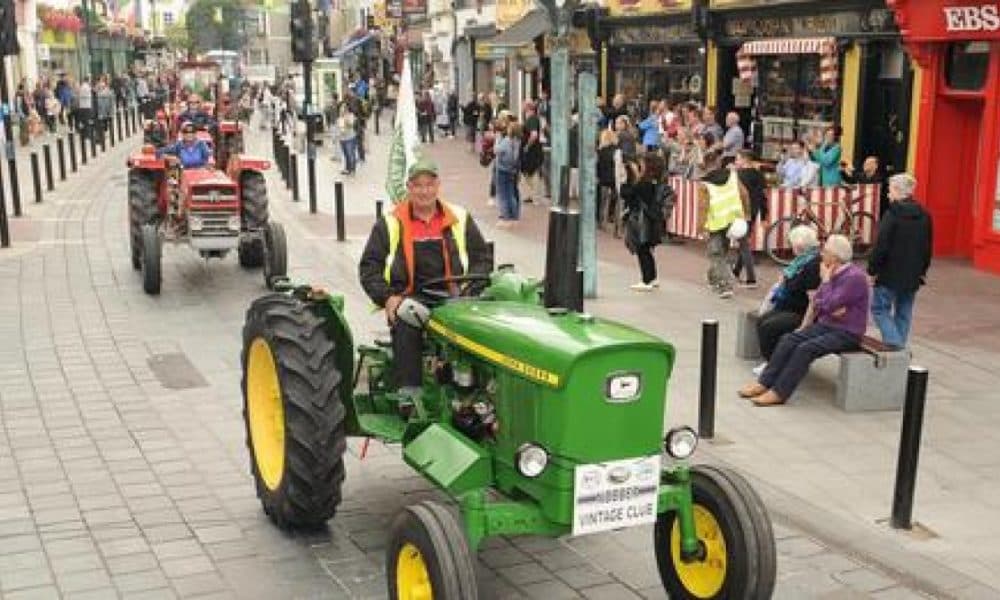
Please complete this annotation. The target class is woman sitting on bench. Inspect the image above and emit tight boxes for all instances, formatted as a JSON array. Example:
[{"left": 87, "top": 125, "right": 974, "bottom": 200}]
[
  {"left": 753, "top": 225, "right": 822, "bottom": 375},
  {"left": 739, "top": 234, "right": 870, "bottom": 406}
]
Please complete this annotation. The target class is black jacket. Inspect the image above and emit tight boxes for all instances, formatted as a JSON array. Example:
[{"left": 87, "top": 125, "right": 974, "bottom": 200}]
[
  {"left": 868, "top": 199, "right": 933, "bottom": 293},
  {"left": 597, "top": 145, "right": 617, "bottom": 187},
  {"left": 359, "top": 202, "right": 492, "bottom": 307},
  {"left": 776, "top": 254, "right": 821, "bottom": 315},
  {"left": 621, "top": 180, "right": 663, "bottom": 251},
  {"left": 737, "top": 167, "right": 768, "bottom": 222}
]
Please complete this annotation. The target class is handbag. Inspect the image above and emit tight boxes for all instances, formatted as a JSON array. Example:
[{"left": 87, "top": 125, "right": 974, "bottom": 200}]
[{"left": 758, "top": 282, "right": 781, "bottom": 316}]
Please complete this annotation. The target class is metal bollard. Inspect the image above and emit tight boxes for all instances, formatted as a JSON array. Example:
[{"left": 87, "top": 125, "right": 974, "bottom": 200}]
[
  {"left": 69, "top": 132, "right": 78, "bottom": 172},
  {"left": 698, "top": 319, "right": 719, "bottom": 440},
  {"left": 290, "top": 153, "right": 299, "bottom": 202},
  {"left": 891, "top": 366, "right": 929, "bottom": 530},
  {"left": 334, "top": 181, "right": 345, "bottom": 241},
  {"left": 376, "top": 199, "right": 384, "bottom": 220},
  {"left": 486, "top": 240, "right": 495, "bottom": 271},
  {"left": 30, "top": 153, "right": 43, "bottom": 203},
  {"left": 116, "top": 110, "right": 123, "bottom": 143},
  {"left": 89, "top": 126, "right": 97, "bottom": 159},
  {"left": 80, "top": 129, "right": 88, "bottom": 165},
  {"left": 42, "top": 145, "right": 54, "bottom": 191},
  {"left": 56, "top": 138, "right": 66, "bottom": 181},
  {"left": 307, "top": 150, "right": 317, "bottom": 214}
]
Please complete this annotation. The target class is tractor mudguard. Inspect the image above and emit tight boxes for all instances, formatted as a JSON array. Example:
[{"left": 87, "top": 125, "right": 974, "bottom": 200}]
[
  {"left": 228, "top": 155, "right": 271, "bottom": 180},
  {"left": 127, "top": 155, "right": 166, "bottom": 170}
]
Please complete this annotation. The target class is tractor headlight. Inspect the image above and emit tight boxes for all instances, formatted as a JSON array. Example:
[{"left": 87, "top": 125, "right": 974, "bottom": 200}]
[
  {"left": 188, "top": 215, "right": 203, "bottom": 231},
  {"left": 515, "top": 443, "right": 549, "bottom": 478},
  {"left": 227, "top": 215, "right": 242, "bottom": 231},
  {"left": 606, "top": 372, "right": 642, "bottom": 403},
  {"left": 664, "top": 427, "right": 698, "bottom": 460}
]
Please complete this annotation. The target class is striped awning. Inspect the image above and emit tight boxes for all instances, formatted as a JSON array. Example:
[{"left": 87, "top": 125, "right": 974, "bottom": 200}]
[{"left": 737, "top": 37, "right": 839, "bottom": 90}]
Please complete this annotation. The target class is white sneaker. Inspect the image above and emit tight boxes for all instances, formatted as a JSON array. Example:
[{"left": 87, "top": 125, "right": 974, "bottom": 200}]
[
  {"left": 752, "top": 362, "right": 767, "bottom": 377},
  {"left": 630, "top": 282, "right": 654, "bottom": 292},
  {"left": 649, "top": 279, "right": 660, "bottom": 288},
  {"left": 718, "top": 290, "right": 734, "bottom": 299}
]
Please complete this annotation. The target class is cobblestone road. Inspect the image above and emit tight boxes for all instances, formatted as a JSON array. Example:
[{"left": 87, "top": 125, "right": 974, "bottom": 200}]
[{"left": 0, "top": 127, "right": 940, "bottom": 599}]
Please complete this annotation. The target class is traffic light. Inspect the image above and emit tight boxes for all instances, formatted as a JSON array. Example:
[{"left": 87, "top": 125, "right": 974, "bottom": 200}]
[
  {"left": 290, "top": 0, "right": 316, "bottom": 63},
  {"left": 0, "top": 0, "right": 20, "bottom": 56}
]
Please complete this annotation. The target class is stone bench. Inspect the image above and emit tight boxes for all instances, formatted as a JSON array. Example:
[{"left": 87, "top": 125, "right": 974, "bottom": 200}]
[{"left": 735, "top": 310, "right": 910, "bottom": 412}]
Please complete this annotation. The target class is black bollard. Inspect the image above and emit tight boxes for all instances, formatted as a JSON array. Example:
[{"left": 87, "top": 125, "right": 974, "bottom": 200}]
[
  {"left": 80, "top": 129, "right": 88, "bottom": 165},
  {"left": 89, "top": 126, "right": 97, "bottom": 159},
  {"left": 891, "top": 367, "right": 929, "bottom": 530},
  {"left": 56, "top": 138, "right": 66, "bottom": 181},
  {"left": 376, "top": 199, "right": 384, "bottom": 220},
  {"left": 543, "top": 206, "right": 581, "bottom": 310},
  {"left": 486, "top": 240, "right": 495, "bottom": 271},
  {"left": 68, "top": 132, "right": 78, "bottom": 172},
  {"left": 374, "top": 111, "right": 380, "bottom": 136},
  {"left": 307, "top": 149, "right": 317, "bottom": 214},
  {"left": 698, "top": 319, "right": 719, "bottom": 440},
  {"left": 334, "top": 181, "right": 345, "bottom": 241},
  {"left": 116, "top": 110, "right": 123, "bottom": 143},
  {"left": 42, "top": 145, "right": 54, "bottom": 191},
  {"left": 290, "top": 153, "right": 299, "bottom": 202},
  {"left": 30, "top": 153, "right": 43, "bottom": 204}
]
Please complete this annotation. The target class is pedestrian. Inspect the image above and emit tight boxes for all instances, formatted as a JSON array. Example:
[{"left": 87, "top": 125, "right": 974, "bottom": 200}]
[
  {"left": 614, "top": 116, "right": 638, "bottom": 163},
  {"left": 446, "top": 91, "right": 459, "bottom": 138},
  {"left": 722, "top": 111, "right": 745, "bottom": 162},
  {"left": 638, "top": 101, "right": 661, "bottom": 152},
  {"left": 703, "top": 107, "right": 724, "bottom": 145},
  {"left": 417, "top": 91, "right": 435, "bottom": 143},
  {"left": 494, "top": 122, "right": 522, "bottom": 226},
  {"left": 621, "top": 153, "right": 666, "bottom": 291},
  {"left": 776, "top": 140, "right": 819, "bottom": 188},
  {"left": 740, "top": 234, "right": 870, "bottom": 406},
  {"left": 336, "top": 105, "right": 358, "bottom": 175},
  {"left": 697, "top": 150, "right": 749, "bottom": 299},
  {"left": 843, "top": 155, "right": 889, "bottom": 215},
  {"left": 520, "top": 101, "right": 544, "bottom": 204},
  {"left": 96, "top": 79, "right": 116, "bottom": 144},
  {"left": 596, "top": 129, "right": 620, "bottom": 230},
  {"left": 867, "top": 173, "right": 933, "bottom": 349},
  {"left": 809, "top": 126, "right": 843, "bottom": 187},
  {"left": 462, "top": 95, "right": 480, "bottom": 151},
  {"left": 732, "top": 150, "right": 767, "bottom": 287},
  {"left": 753, "top": 225, "right": 822, "bottom": 375}
]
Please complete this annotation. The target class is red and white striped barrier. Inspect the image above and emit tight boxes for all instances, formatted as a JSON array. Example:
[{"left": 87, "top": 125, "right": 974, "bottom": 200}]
[{"left": 665, "top": 177, "right": 881, "bottom": 252}]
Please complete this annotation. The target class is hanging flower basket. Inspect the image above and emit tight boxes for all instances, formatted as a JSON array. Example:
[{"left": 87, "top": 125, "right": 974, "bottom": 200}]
[{"left": 38, "top": 6, "right": 84, "bottom": 33}]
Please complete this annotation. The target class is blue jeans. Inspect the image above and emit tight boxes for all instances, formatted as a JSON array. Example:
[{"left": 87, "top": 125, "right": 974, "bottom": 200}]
[
  {"left": 871, "top": 286, "right": 916, "bottom": 349},
  {"left": 496, "top": 170, "right": 519, "bottom": 220},
  {"left": 340, "top": 138, "right": 357, "bottom": 173}
]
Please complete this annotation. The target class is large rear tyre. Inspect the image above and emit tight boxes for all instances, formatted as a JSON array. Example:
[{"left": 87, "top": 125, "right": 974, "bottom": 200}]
[
  {"left": 241, "top": 293, "right": 347, "bottom": 529},
  {"left": 386, "top": 501, "right": 478, "bottom": 600},
  {"left": 129, "top": 170, "right": 158, "bottom": 270},
  {"left": 653, "top": 465, "right": 776, "bottom": 600},
  {"left": 241, "top": 171, "right": 269, "bottom": 229},
  {"left": 763, "top": 216, "right": 801, "bottom": 266},
  {"left": 141, "top": 224, "right": 161, "bottom": 295},
  {"left": 263, "top": 221, "right": 287, "bottom": 289}
]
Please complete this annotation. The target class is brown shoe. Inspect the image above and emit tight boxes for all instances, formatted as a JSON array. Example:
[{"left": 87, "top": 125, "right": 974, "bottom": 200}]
[
  {"left": 738, "top": 382, "right": 767, "bottom": 398},
  {"left": 752, "top": 391, "right": 786, "bottom": 407}
]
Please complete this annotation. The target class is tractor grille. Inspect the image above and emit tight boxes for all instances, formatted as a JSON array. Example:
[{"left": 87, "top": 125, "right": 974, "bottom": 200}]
[
  {"left": 191, "top": 188, "right": 238, "bottom": 204},
  {"left": 189, "top": 211, "right": 239, "bottom": 237}
]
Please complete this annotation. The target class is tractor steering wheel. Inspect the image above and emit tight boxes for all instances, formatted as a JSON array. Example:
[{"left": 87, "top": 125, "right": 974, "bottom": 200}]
[{"left": 417, "top": 274, "right": 492, "bottom": 303}]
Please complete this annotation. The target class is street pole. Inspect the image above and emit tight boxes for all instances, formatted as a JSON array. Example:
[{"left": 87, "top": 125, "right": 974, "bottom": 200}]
[
  {"left": 578, "top": 70, "right": 598, "bottom": 298},
  {"left": 0, "top": 55, "right": 23, "bottom": 217},
  {"left": 304, "top": 58, "right": 317, "bottom": 214},
  {"left": 81, "top": 0, "right": 99, "bottom": 144}
]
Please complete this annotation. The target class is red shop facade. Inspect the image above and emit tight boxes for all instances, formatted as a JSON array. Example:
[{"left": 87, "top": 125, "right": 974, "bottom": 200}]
[{"left": 889, "top": 0, "right": 1000, "bottom": 274}]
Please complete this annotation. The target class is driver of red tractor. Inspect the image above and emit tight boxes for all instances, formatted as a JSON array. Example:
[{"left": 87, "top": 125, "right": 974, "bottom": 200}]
[
  {"left": 176, "top": 96, "right": 217, "bottom": 132},
  {"left": 157, "top": 122, "right": 212, "bottom": 169},
  {"left": 359, "top": 156, "right": 492, "bottom": 396},
  {"left": 143, "top": 110, "right": 169, "bottom": 147}
]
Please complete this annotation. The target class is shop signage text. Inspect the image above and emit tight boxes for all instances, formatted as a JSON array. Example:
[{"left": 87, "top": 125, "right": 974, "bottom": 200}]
[
  {"left": 610, "top": 23, "right": 698, "bottom": 45},
  {"left": 723, "top": 10, "right": 895, "bottom": 39},
  {"left": 943, "top": 4, "right": 1000, "bottom": 32}
]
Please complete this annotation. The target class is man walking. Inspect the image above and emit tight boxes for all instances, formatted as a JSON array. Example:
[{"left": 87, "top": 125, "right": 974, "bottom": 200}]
[
  {"left": 867, "top": 173, "right": 933, "bottom": 349},
  {"left": 698, "top": 150, "right": 749, "bottom": 299}
]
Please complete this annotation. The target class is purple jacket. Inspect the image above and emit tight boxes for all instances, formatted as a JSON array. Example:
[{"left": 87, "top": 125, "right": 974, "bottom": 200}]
[{"left": 814, "top": 263, "right": 870, "bottom": 337}]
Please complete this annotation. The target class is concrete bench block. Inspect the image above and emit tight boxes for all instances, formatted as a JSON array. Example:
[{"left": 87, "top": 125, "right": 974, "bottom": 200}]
[
  {"left": 736, "top": 310, "right": 762, "bottom": 360},
  {"left": 835, "top": 350, "right": 909, "bottom": 412}
]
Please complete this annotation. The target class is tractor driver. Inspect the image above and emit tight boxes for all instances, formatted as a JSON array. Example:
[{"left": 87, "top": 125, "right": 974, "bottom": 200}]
[
  {"left": 177, "top": 95, "right": 217, "bottom": 132},
  {"left": 156, "top": 122, "right": 212, "bottom": 169},
  {"left": 359, "top": 156, "right": 492, "bottom": 396}
]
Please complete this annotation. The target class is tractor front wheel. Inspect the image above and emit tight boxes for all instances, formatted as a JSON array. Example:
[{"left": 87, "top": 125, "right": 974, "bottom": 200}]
[
  {"left": 141, "top": 224, "right": 161, "bottom": 295},
  {"left": 654, "top": 465, "right": 776, "bottom": 600},
  {"left": 238, "top": 236, "right": 264, "bottom": 268},
  {"left": 129, "top": 170, "right": 158, "bottom": 270},
  {"left": 241, "top": 293, "right": 347, "bottom": 529},
  {"left": 241, "top": 171, "right": 269, "bottom": 229},
  {"left": 387, "top": 501, "right": 478, "bottom": 600},
  {"left": 263, "top": 221, "right": 287, "bottom": 289}
]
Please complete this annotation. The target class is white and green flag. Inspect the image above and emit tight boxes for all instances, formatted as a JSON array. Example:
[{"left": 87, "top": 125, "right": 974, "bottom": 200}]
[{"left": 386, "top": 58, "right": 421, "bottom": 203}]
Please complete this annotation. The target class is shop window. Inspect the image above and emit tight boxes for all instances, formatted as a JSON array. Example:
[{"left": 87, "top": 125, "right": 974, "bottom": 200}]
[
  {"left": 754, "top": 54, "right": 837, "bottom": 161},
  {"left": 945, "top": 41, "right": 990, "bottom": 91},
  {"left": 611, "top": 45, "right": 704, "bottom": 104}
]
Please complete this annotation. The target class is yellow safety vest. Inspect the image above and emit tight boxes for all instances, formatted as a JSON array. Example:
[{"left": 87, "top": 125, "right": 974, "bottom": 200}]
[
  {"left": 383, "top": 200, "right": 469, "bottom": 286},
  {"left": 703, "top": 170, "right": 745, "bottom": 232}
]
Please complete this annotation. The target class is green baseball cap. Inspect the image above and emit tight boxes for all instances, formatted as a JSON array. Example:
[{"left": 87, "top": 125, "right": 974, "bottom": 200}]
[{"left": 407, "top": 156, "right": 439, "bottom": 180}]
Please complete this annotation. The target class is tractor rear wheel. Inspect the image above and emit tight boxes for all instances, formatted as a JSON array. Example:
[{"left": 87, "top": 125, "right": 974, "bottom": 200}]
[
  {"left": 141, "top": 224, "right": 161, "bottom": 295},
  {"left": 386, "top": 501, "right": 478, "bottom": 600},
  {"left": 241, "top": 293, "right": 347, "bottom": 529},
  {"left": 653, "top": 465, "right": 776, "bottom": 600},
  {"left": 241, "top": 171, "right": 269, "bottom": 229},
  {"left": 263, "top": 221, "right": 287, "bottom": 289},
  {"left": 238, "top": 236, "right": 264, "bottom": 268},
  {"left": 129, "top": 170, "right": 158, "bottom": 270}
]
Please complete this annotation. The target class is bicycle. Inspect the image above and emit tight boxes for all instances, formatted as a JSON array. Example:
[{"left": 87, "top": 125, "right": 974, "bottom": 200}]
[{"left": 764, "top": 184, "right": 878, "bottom": 266}]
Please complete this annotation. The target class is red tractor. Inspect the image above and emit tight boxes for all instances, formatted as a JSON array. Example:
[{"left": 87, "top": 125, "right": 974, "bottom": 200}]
[{"left": 126, "top": 121, "right": 286, "bottom": 295}]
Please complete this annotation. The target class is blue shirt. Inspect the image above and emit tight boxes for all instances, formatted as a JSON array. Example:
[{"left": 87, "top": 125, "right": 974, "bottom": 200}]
[
  {"left": 158, "top": 140, "right": 212, "bottom": 168},
  {"left": 638, "top": 115, "right": 660, "bottom": 148}
]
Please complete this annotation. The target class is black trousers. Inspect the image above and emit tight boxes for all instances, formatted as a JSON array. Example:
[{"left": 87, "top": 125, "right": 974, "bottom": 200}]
[
  {"left": 392, "top": 322, "right": 424, "bottom": 388},
  {"left": 636, "top": 243, "right": 657, "bottom": 284},
  {"left": 757, "top": 310, "right": 804, "bottom": 359},
  {"left": 759, "top": 323, "right": 860, "bottom": 400}
]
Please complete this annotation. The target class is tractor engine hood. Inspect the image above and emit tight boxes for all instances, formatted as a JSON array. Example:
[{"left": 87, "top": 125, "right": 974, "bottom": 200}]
[{"left": 427, "top": 301, "right": 673, "bottom": 390}]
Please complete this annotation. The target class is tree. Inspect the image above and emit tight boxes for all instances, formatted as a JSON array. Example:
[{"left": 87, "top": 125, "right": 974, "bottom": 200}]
[
  {"left": 164, "top": 22, "right": 194, "bottom": 56},
  {"left": 185, "top": 0, "right": 246, "bottom": 53}
]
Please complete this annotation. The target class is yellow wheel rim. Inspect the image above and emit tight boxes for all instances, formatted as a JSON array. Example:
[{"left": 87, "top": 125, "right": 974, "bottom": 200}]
[
  {"left": 247, "top": 338, "right": 285, "bottom": 491},
  {"left": 670, "top": 504, "right": 728, "bottom": 598},
  {"left": 396, "top": 542, "right": 433, "bottom": 600}
]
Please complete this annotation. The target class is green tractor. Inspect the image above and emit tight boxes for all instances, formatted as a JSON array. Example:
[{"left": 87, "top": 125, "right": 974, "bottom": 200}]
[{"left": 240, "top": 269, "right": 776, "bottom": 599}]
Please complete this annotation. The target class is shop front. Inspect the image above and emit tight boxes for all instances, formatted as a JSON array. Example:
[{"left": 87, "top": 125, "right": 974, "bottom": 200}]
[
  {"left": 708, "top": 1, "right": 905, "bottom": 170},
  {"left": 889, "top": 0, "right": 1000, "bottom": 273},
  {"left": 601, "top": 0, "right": 704, "bottom": 106}
]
